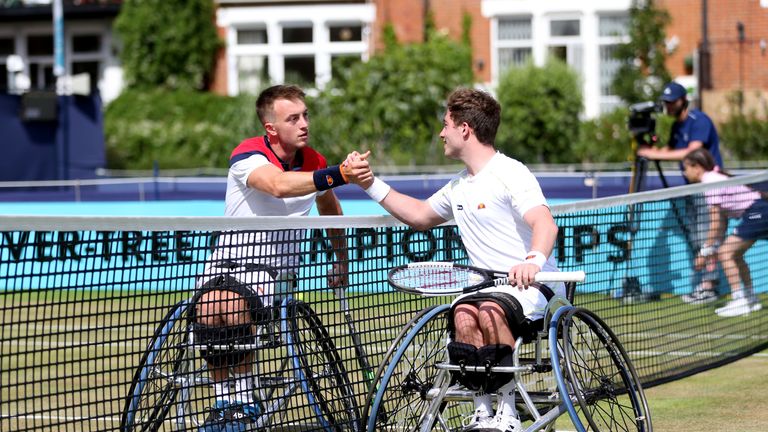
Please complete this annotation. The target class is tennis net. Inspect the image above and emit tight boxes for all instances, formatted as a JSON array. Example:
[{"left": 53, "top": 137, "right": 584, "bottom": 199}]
[{"left": 1, "top": 170, "right": 767, "bottom": 431}]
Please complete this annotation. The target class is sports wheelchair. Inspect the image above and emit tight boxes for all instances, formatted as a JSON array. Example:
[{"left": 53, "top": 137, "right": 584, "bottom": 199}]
[
  {"left": 363, "top": 271, "right": 652, "bottom": 432},
  {"left": 121, "top": 271, "right": 360, "bottom": 431}
]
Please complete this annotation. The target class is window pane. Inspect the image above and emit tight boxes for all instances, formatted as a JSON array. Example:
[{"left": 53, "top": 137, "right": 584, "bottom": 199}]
[
  {"left": 330, "top": 25, "right": 362, "bottom": 42},
  {"left": 498, "top": 18, "right": 531, "bottom": 40},
  {"left": 237, "top": 29, "right": 267, "bottom": 45},
  {"left": 283, "top": 26, "right": 313, "bottom": 43},
  {"left": 599, "top": 44, "right": 622, "bottom": 95},
  {"left": 27, "top": 34, "right": 53, "bottom": 56},
  {"left": 72, "top": 61, "right": 99, "bottom": 91},
  {"left": 0, "top": 37, "right": 14, "bottom": 56},
  {"left": 550, "top": 19, "right": 580, "bottom": 37},
  {"left": 0, "top": 64, "right": 7, "bottom": 91},
  {"left": 599, "top": 15, "right": 629, "bottom": 37},
  {"left": 30, "top": 63, "right": 55, "bottom": 90},
  {"left": 284, "top": 56, "right": 315, "bottom": 85},
  {"left": 499, "top": 47, "right": 531, "bottom": 70},
  {"left": 72, "top": 34, "right": 101, "bottom": 53},
  {"left": 237, "top": 55, "right": 269, "bottom": 94}
]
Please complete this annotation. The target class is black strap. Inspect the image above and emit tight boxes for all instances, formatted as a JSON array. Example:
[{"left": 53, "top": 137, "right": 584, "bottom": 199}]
[{"left": 213, "top": 260, "right": 280, "bottom": 280}]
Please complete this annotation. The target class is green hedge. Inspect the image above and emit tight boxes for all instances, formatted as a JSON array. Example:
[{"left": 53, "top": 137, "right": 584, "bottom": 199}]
[{"left": 104, "top": 89, "right": 257, "bottom": 169}]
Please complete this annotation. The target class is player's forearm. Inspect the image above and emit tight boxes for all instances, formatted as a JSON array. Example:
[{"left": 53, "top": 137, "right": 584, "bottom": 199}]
[
  {"left": 379, "top": 189, "right": 443, "bottom": 231},
  {"left": 529, "top": 222, "right": 558, "bottom": 259}
]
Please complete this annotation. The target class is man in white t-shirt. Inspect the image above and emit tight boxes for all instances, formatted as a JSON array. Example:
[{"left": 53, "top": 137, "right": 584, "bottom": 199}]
[
  {"left": 352, "top": 88, "right": 560, "bottom": 432},
  {"left": 195, "top": 84, "right": 371, "bottom": 432}
]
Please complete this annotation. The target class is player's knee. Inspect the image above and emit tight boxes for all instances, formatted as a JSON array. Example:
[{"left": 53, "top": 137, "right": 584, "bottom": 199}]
[{"left": 477, "top": 303, "right": 506, "bottom": 329}]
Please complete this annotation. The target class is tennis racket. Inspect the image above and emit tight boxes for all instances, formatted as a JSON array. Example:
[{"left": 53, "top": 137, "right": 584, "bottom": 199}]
[{"left": 387, "top": 262, "right": 585, "bottom": 296}]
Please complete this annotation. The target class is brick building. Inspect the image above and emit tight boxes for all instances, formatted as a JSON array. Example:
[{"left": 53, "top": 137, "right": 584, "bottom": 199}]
[
  {"left": 659, "top": 0, "right": 768, "bottom": 121},
  {"left": 1, "top": 0, "right": 766, "bottom": 120}
]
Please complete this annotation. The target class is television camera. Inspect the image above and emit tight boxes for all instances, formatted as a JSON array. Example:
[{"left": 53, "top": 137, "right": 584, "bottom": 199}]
[{"left": 627, "top": 101, "right": 662, "bottom": 146}]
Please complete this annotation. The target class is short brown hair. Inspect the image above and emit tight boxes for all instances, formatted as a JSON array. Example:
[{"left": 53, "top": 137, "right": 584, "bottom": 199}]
[
  {"left": 446, "top": 87, "right": 501, "bottom": 146},
  {"left": 256, "top": 84, "right": 306, "bottom": 126}
]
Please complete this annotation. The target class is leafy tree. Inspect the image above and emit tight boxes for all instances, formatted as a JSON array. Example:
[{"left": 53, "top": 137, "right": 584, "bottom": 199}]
[
  {"left": 612, "top": 0, "right": 672, "bottom": 104},
  {"left": 307, "top": 30, "right": 474, "bottom": 166},
  {"left": 495, "top": 59, "right": 582, "bottom": 164},
  {"left": 114, "top": 0, "right": 220, "bottom": 90}
]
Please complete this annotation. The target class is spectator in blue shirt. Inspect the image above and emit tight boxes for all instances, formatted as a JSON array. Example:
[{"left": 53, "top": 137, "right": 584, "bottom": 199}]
[{"left": 637, "top": 81, "right": 724, "bottom": 304}]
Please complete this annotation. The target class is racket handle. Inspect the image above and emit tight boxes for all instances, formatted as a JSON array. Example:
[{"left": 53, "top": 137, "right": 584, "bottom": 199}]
[{"left": 535, "top": 271, "right": 585, "bottom": 283}]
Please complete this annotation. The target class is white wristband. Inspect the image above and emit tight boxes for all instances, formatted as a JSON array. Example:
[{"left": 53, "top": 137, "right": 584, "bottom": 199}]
[
  {"left": 525, "top": 250, "right": 547, "bottom": 268},
  {"left": 699, "top": 246, "right": 716, "bottom": 257},
  {"left": 365, "top": 177, "right": 391, "bottom": 203}
]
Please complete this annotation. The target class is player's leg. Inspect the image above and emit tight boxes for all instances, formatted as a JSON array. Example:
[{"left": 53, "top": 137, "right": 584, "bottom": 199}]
[
  {"left": 715, "top": 235, "right": 761, "bottom": 317},
  {"left": 450, "top": 302, "right": 495, "bottom": 430}
]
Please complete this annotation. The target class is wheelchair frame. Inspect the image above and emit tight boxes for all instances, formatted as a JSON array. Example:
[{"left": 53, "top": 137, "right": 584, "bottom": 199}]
[
  {"left": 121, "top": 294, "right": 361, "bottom": 431},
  {"left": 363, "top": 277, "right": 652, "bottom": 432}
]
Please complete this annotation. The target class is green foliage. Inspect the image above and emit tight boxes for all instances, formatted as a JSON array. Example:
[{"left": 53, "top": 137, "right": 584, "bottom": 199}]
[
  {"left": 306, "top": 32, "right": 474, "bottom": 166},
  {"left": 495, "top": 59, "right": 582, "bottom": 163},
  {"left": 612, "top": 0, "right": 672, "bottom": 103},
  {"left": 114, "top": 0, "right": 221, "bottom": 90},
  {"left": 574, "top": 109, "right": 633, "bottom": 163},
  {"left": 719, "top": 95, "right": 768, "bottom": 160},
  {"left": 104, "top": 89, "right": 257, "bottom": 169},
  {"left": 573, "top": 108, "right": 675, "bottom": 163}
]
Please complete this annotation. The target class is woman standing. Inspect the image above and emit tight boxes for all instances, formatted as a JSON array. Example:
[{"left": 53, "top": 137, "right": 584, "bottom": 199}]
[{"left": 682, "top": 148, "right": 767, "bottom": 317}]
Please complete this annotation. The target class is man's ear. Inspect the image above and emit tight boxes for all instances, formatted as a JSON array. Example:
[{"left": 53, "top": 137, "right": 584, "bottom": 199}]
[
  {"left": 461, "top": 122, "right": 472, "bottom": 139},
  {"left": 264, "top": 122, "right": 277, "bottom": 136}
]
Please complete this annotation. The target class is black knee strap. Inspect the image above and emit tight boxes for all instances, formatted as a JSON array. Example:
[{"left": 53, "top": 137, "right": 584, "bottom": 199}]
[{"left": 477, "top": 344, "right": 515, "bottom": 392}]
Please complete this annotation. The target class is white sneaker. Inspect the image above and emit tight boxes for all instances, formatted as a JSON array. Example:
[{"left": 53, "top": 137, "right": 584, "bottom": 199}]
[
  {"left": 681, "top": 289, "right": 718, "bottom": 304},
  {"left": 715, "top": 298, "right": 763, "bottom": 317},
  {"left": 491, "top": 413, "right": 522, "bottom": 432},
  {"left": 461, "top": 410, "right": 494, "bottom": 431}
]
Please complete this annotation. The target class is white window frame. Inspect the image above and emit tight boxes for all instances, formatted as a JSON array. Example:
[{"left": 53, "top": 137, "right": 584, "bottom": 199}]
[
  {"left": 596, "top": 13, "right": 630, "bottom": 114},
  {"left": 219, "top": 4, "right": 374, "bottom": 96},
  {"left": 491, "top": 15, "right": 534, "bottom": 82}
]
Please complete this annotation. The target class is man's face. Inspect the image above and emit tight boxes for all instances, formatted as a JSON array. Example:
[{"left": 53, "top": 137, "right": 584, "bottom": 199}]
[
  {"left": 267, "top": 98, "right": 309, "bottom": 149},
  {"left": 439, "top": 111, "right": 465, "bottom": 160},
  {"left": 664, "top": 98, "right": 686, "bottom": 119}
]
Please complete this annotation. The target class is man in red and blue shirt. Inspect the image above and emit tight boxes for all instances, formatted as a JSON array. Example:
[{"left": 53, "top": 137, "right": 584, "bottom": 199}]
[{"left": 194, "top": 84, "right": 370, "bottom": 431}]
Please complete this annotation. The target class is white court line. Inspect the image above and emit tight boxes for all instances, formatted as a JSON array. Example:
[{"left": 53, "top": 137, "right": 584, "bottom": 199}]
[{"left": 0, "top": 414, "right": 120, "bottom": 423}]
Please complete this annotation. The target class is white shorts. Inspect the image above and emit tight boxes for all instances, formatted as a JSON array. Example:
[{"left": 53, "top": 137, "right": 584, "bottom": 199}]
[{"left": 196, "top": 255, "right": 295, "bottom": 308}]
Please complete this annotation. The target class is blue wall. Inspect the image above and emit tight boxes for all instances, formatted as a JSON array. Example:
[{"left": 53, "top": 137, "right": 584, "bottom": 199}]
[{"left": 0, "top": 93, "right": 105, "bottom": 181}]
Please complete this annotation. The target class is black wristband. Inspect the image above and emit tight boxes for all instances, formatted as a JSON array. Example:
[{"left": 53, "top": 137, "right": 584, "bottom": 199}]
[{"left": 313, "top": 165, "right": 347, "bottom": 191}]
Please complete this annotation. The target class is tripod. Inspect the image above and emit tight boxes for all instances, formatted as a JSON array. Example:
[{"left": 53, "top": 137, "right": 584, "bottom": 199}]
[{"left": 619, "top": 137, "right": 698, "bottom": 303}]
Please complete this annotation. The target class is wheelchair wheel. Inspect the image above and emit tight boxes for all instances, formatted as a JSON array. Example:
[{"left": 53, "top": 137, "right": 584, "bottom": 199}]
[
  {"left": 283, "top": 298, "right": 361, "bottom": 431},
  {"left": 556, "top": 307, "right": 652, "bottom": 432},
  {"left": 361, "top": 304, "right": 443, "bottom": 425},
  {"left": 121, "top": 299, "right": 191, "bottom": 431},
  {"left": 367, "top": 304, "right": 471, "bottom": 432}
]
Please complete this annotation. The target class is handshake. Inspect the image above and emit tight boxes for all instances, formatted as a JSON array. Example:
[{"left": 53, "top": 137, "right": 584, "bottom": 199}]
[
  {"left": 339, "top": 150, "right": 391, "bottom": 203},
  {"left": 340, "top": 150, "right": 374, "bottom": 189}
]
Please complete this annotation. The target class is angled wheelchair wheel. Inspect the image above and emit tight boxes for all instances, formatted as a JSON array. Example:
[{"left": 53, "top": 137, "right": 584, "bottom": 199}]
[
  {"left": 121, "top": 299, "right": 192, "bottom": 432},
  {"left": 283, "top": 298, "right": 361, "bottom": 431},
  {"left": 557, "top": 307, "right": 652, "bottom": 432},
  {"left": 361, "top": 304, "right": 443, "bottom": 425},
  {"left": 367, "top": 304, "right": 472, "bottom": 432}
]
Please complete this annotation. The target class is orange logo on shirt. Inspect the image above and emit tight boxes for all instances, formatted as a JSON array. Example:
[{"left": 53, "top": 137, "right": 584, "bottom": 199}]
[
  {"left": 477, "top": 203, "right": 486, "bottom": 209},
  {"left": 326, "top": 175, "right": 334, "bottom": 186}
]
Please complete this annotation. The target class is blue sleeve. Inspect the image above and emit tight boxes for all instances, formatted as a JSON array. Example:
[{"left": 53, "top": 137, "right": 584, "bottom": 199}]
[{"left": 689, "top": 116, "right": 714, "bottom": 144}]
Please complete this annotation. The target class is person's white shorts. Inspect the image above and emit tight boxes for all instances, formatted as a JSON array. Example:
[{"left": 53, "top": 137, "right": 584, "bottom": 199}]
[{"left": 196, "top": 258, "right": 294, "bottom": 308}]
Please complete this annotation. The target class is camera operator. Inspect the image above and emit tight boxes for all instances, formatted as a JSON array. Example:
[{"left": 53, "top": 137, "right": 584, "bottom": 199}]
[
  {"left": 636, "top": 82, "right": 722, "bottom": 167},
  {"left": 637, "top": 81, "right": 723, "bottom": 304}
]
